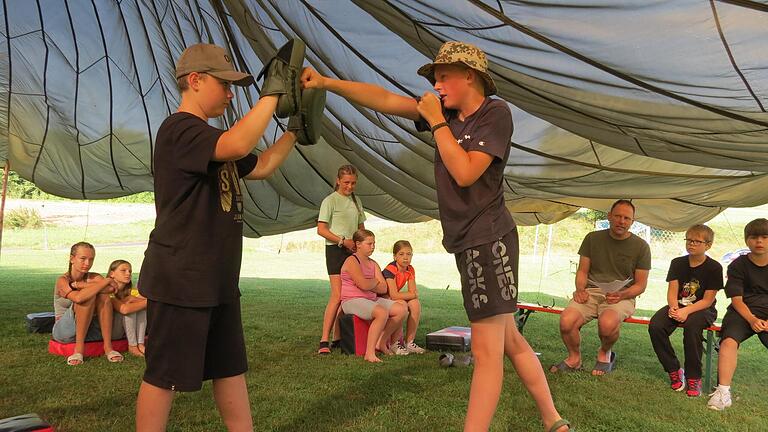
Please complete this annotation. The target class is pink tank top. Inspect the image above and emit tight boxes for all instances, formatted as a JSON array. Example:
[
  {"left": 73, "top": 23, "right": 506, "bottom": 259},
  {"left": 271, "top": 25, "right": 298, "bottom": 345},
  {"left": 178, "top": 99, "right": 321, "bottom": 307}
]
[{"left": 341, "top": 255, "right": 377, "bottom": 302}]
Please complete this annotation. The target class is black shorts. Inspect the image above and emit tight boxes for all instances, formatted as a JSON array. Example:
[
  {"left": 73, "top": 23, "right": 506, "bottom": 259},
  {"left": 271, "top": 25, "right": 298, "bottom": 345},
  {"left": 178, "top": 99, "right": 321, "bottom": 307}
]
[
  {"left": 720, "top": 307, "right": 768, "bottom": 347},
  {"left": 454, "top": 228, "right": 519, "bottom": 322},
  {"left": 326, "top": 245, "right": 353, "bottom": 275},
  {"left": 143, "top": 299, "right": 248, "bottom": 392}
]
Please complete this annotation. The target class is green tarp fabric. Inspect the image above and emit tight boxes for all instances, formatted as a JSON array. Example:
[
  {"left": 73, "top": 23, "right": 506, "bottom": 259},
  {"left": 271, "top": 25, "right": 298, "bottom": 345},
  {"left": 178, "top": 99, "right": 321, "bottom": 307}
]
[{"left": 1, "top": 1, "right": 766, "bottom": 234}]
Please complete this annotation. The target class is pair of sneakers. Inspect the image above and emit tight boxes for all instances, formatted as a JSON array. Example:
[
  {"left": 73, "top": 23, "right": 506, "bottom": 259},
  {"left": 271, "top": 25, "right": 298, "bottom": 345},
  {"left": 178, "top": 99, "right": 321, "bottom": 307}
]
[
  {"left": 257, "top": 38, "right": 325, "bottom": 145},
  {"left": 668, "top": 369, "right": 702, "bottom": 397},
  {"left": 388, "top": 341, "right": 426, "bottom": 356}
]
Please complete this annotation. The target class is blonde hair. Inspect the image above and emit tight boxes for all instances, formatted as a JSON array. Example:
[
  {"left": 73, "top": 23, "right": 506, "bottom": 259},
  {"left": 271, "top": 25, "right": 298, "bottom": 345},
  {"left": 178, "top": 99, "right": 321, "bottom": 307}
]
[
  {"left": 335, "top": 165, "right": 362, "bottom": 216},
  {"left": 686, "top": 224, "right": 714, "bottom": 244},
  {"left": 67, "top": 242, "right": 95, "bottom": 283}
]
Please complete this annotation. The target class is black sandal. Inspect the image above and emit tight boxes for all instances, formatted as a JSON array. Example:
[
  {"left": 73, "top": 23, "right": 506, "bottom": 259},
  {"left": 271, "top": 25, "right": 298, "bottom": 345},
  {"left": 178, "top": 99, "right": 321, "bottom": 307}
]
[
  {"left": 317, "top": 341, "right": 331, "bottom": 355},
  {"left": 330, "top": 339, "right": 342, "bottom": 349}
]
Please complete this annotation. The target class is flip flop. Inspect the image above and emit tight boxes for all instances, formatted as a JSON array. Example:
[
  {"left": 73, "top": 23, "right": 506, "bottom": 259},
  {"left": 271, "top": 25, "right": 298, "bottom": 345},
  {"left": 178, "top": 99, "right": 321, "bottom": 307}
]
[
  {"left": 66, "top": 352, "right": 83, "bottom": 366},
  {"left": 548, "top": 418, "right": 571, "bottom": 432},
  {"left": 592, "top": 351, "right": 616, "bottom": 375},
  {"left": 106, "top": 350, "right": 124, "bottom": 363},
  {"left": 549, "top": 360, "right": 582, "bottom": 373}
]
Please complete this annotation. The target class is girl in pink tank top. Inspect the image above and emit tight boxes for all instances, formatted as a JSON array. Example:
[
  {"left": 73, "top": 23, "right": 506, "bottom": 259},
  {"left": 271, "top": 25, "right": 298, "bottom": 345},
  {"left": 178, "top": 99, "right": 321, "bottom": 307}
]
[{"left": 339, "top": 229, "right": 407, "bottom": 362}]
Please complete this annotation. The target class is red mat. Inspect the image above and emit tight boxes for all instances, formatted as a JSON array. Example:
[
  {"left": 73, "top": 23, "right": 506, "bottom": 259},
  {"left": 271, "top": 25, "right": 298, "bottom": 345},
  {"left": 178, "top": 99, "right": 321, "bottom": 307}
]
[{"left": 48, "top": 339, "right": 128, "bottom": 357}]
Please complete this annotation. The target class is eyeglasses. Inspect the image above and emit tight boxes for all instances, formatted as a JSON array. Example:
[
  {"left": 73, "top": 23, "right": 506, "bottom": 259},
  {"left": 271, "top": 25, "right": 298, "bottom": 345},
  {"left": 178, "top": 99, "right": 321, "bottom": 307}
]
[{"left": 685, "top": 239, "right": 709, "bottom": 246}]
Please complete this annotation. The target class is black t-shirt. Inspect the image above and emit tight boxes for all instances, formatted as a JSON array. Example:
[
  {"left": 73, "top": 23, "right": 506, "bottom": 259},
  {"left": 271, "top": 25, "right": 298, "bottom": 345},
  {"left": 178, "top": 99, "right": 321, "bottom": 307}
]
[
  {"left": 666, "top": 255, "right": 723, "bottom": 312},
  {"left": 725, "top": 254, "right": 768, "bottom": 315},
  {"left": 416, "top": 97, "right": 515, "bottom": 253},
  {"left": 138, "top": 112, "right": 258, "bottom": 307}
]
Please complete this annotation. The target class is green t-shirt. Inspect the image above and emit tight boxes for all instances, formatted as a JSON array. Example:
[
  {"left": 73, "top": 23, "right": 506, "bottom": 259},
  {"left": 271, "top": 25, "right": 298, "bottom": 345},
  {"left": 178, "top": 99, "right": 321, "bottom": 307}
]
[
  {"left": 578, "top": 229, "right": 652, "bottom": 287},
  {"left": 318, "top": 191, "right": 366, "bottom": 245}
]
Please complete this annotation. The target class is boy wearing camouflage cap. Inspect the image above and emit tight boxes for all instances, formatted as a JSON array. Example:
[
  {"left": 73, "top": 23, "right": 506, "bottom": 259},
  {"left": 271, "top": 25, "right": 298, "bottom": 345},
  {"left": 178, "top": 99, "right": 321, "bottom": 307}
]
[
  {"left": 301, "top": 42, "right": 569, "bottom": 432},
  {"left": 135, "top": 41, "right": 306, "bottom": 431}
]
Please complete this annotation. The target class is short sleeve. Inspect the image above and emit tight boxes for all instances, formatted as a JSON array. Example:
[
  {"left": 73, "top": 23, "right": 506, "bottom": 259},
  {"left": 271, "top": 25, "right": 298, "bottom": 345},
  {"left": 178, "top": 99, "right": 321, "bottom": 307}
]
[
  {"left": 408, "top": 265, "right": 416, "bottom": 279},
  {"left": 356, "top": 195, "right": 367, "bottom": 224},
  {"left": 577, "top": 233, "right": 593, "bottom": 258},
  {"left": 666, "top": 258, "right": 682, "bottom": 282},
  {"left": 174, "top": 115, "right": 223, "bottom": 175},
  {"left": 466, "top": 102, "right": 513, "bottom": 160},
  {"left": 235, "top": 154, "right": 258, "bottom": 178},
  {"left": 382, "top": 268, "right": 395, "bottom": 280},
  {"left": 318, "top": 195, "right": 333, "bottom": 223},
  {"left": 637, "top": 242, "right": 652, "bottom": 270},
  {"left": 705, "top": 260, "right": 724, "bottom": 291},
  {"left": 725, "top": 259, "right": 745, "bottom": 298}
]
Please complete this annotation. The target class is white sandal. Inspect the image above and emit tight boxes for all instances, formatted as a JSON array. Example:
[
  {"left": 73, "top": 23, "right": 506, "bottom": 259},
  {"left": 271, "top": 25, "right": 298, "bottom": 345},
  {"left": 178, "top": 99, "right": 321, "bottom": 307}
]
[{"left": 66, "top": 352, "right": 84, "bottom": 366}]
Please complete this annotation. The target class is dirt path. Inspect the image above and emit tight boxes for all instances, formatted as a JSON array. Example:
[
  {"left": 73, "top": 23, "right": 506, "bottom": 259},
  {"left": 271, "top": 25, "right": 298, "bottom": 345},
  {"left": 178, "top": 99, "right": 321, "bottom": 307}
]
[{"left": 3, "top": 199, "right": 155, "bottom": 226}]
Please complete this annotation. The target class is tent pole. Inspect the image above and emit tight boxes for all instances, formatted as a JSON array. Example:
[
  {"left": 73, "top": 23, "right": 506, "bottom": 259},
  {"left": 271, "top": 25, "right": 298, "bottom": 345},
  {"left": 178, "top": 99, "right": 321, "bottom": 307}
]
[{"left": 0, "top": 160, "right": 9, "bottom": 262}]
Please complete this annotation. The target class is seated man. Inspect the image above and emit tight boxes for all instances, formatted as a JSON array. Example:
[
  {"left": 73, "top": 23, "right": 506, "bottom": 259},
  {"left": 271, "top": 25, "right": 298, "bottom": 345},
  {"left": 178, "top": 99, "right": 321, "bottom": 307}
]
[{"left": 550, "top": 199, "right": 651, "bottom": 376}]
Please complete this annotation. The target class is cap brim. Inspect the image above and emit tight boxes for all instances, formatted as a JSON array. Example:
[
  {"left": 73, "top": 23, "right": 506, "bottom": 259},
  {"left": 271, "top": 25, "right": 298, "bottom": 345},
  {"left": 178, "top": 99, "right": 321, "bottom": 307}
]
[{"left": 208, "top": 70, "right": 254, "bottom": 87}]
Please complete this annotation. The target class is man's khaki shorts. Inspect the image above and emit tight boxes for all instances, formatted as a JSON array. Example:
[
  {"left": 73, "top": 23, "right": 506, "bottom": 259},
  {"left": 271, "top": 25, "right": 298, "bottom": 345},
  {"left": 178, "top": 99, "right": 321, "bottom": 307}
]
[{"left": 565, "top": 289, "right": 635, "bottom": 324}]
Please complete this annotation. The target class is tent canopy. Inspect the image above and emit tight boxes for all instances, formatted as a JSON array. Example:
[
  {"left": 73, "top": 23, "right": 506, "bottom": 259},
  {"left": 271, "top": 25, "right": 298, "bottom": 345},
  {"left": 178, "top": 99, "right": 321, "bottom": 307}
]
[{"left": 1, "top": 0, "right": 766, "bottom": 234}]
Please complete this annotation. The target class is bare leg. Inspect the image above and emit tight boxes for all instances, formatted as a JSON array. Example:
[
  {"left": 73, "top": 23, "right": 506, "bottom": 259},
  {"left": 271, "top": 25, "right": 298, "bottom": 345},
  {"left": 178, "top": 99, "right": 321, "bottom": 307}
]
[
  {"left": 551, "top": 308, "right": 584, "bottom": 371},
  {"left": 320, "top": 276, "right": 342, "bottom": 342},
  {"left": 95, "top": 293, "right": 115, "bottom": 353},
  {"left": 717, "top": 338, "right": 739, "bottom": 386},
  {"left": 380, "top": 302, "right": 407, "bottom": 348},
  {"left": 464, "top": 315, "right": 506, "bottom": 432},
  {"left": 593, "top": 310, "right": 621, "bottom": 376},
  {"left": 503, "top": 314, "right": 567, "bottom": 432},
  {"left": 73, "top": 298, "right": 97, "bottom": 356},
  {"left": 365, "top": 306, "right": 388, "bottom": 362},
  {"left": 213, "top": 374, "right": 254, "bottom": 432},
  {"left": 136, "top": 380, "right": 174, "bottom": 432},
  {"left": 405, "top": 299, "right": 421, "bottom": 343}
]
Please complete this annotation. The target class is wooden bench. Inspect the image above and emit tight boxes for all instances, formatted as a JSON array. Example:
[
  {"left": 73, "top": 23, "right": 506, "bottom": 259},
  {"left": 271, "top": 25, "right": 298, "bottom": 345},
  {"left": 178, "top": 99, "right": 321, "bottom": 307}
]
[{"left": 515, "top": 302, "right": 722, "bottom": 391}]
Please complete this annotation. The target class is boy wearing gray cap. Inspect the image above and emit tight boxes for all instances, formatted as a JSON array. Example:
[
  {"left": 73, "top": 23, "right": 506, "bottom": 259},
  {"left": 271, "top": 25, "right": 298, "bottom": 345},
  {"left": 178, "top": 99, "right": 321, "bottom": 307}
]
[{"left": 135, "top": 41, "right": 305, "bottom": 431}]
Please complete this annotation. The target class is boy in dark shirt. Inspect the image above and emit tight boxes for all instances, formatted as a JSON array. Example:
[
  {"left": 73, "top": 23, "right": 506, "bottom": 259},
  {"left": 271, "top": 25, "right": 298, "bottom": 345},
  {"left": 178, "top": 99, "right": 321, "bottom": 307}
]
[
  {"left": 648, "top": 224, "right": 723, "bottom": 397},
  {"left": 135, "top": 43, "right": 304, "bottom": 431},
  {"left": 708, "top": 218, "right": 768, "bottom": 410},
  {"left": 300, "top": 42, "right": 568, "bottom": 432}
]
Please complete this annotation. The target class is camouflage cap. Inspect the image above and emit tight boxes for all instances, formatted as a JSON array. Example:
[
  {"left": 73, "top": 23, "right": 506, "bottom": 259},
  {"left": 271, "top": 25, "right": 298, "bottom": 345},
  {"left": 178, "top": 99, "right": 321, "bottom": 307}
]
[{"left": 417, "top": 41, "right": 496, "bottom": 96}]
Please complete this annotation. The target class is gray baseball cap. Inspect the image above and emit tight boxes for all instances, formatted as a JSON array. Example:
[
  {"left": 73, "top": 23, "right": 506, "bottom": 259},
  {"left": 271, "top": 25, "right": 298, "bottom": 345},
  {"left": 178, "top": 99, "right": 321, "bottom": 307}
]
[{"left": 175, "top": 44, "right": 254, "bottom": 86}]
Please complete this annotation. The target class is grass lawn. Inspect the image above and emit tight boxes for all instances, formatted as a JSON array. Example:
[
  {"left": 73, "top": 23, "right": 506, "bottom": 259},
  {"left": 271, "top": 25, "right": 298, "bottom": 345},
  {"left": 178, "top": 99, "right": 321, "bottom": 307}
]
[{"left": 2, "top": 261, "right": 768, "bottom": 432}]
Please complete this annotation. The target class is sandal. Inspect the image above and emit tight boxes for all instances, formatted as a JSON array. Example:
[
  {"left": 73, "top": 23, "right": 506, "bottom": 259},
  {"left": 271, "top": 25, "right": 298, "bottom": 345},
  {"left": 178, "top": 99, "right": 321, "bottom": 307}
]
[
  {"left": 106, "top": 350, "right": 124, "bottom": 363},
  {"left": 549, "top": 360, "right": 582, "bottom": 373},
  {"left": 67, "top": 353, "right": 84, "bottom": 366},
  {"left": 592, "top": 351, "right": 616, "bottom": 376},
  {"left": 330, "top": 339, "right": 342, "bottom": 349},
  {"left": 548, "top": 418, "right": 571, "bottom": 432},
  {"left": 317, "top": 341, "right": 331, "bottom": 355}
]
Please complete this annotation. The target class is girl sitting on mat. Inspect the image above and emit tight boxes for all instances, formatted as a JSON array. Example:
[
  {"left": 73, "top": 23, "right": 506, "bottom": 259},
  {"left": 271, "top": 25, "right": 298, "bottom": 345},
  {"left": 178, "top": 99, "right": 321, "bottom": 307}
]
[
  {"left": 52, "top": 242, "right": 125, "bottom": 365},
  {"left": 340, "top": 229, "right": 407, "bottom": 362},
  {"left": 108, "top": 260, "right": 148, "bottom": 357},
  {"left": 382, "top": 240, "right": 426, "bottom": 354}
]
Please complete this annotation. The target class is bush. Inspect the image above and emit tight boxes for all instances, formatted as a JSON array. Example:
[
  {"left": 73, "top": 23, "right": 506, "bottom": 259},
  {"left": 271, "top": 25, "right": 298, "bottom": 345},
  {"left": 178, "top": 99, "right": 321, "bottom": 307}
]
[{"left": 3, "top": 207, "right": 43, "bottom": 229}]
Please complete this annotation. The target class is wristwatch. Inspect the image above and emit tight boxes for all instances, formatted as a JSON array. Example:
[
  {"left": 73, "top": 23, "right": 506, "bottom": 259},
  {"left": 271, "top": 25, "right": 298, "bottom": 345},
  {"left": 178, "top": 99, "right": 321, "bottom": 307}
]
[{"left": 337, "top": 235, "right": 346, "bottom": 248}]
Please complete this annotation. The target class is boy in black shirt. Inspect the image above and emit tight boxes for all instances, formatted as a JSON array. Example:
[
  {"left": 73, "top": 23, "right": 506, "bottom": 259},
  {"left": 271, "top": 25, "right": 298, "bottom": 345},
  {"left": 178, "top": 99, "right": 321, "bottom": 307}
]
[
  {"left": 300, "top": 42, "right": 568, "bottom": 432},
  {"left": 648, "top": 224, "right": 723, "bottom": 397},
  {"left": 708, "top": 218, "right": 768, "bottom": 410},
  {"left": 135, "top": 43, "right": 303, "bottom": 431}
]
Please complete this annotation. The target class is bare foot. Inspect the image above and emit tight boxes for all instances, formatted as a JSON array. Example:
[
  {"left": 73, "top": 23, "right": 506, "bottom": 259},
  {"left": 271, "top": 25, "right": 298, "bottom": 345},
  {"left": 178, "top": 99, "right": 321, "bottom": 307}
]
[
  {"left": 137, "top": 343, "right": 146, "bottom": 354},
  {"left": 364, "top": 354, "right": 382, "bottom": 363},
  {"left": 128, "top": 345, "right": 145, "bottom": 357}
]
